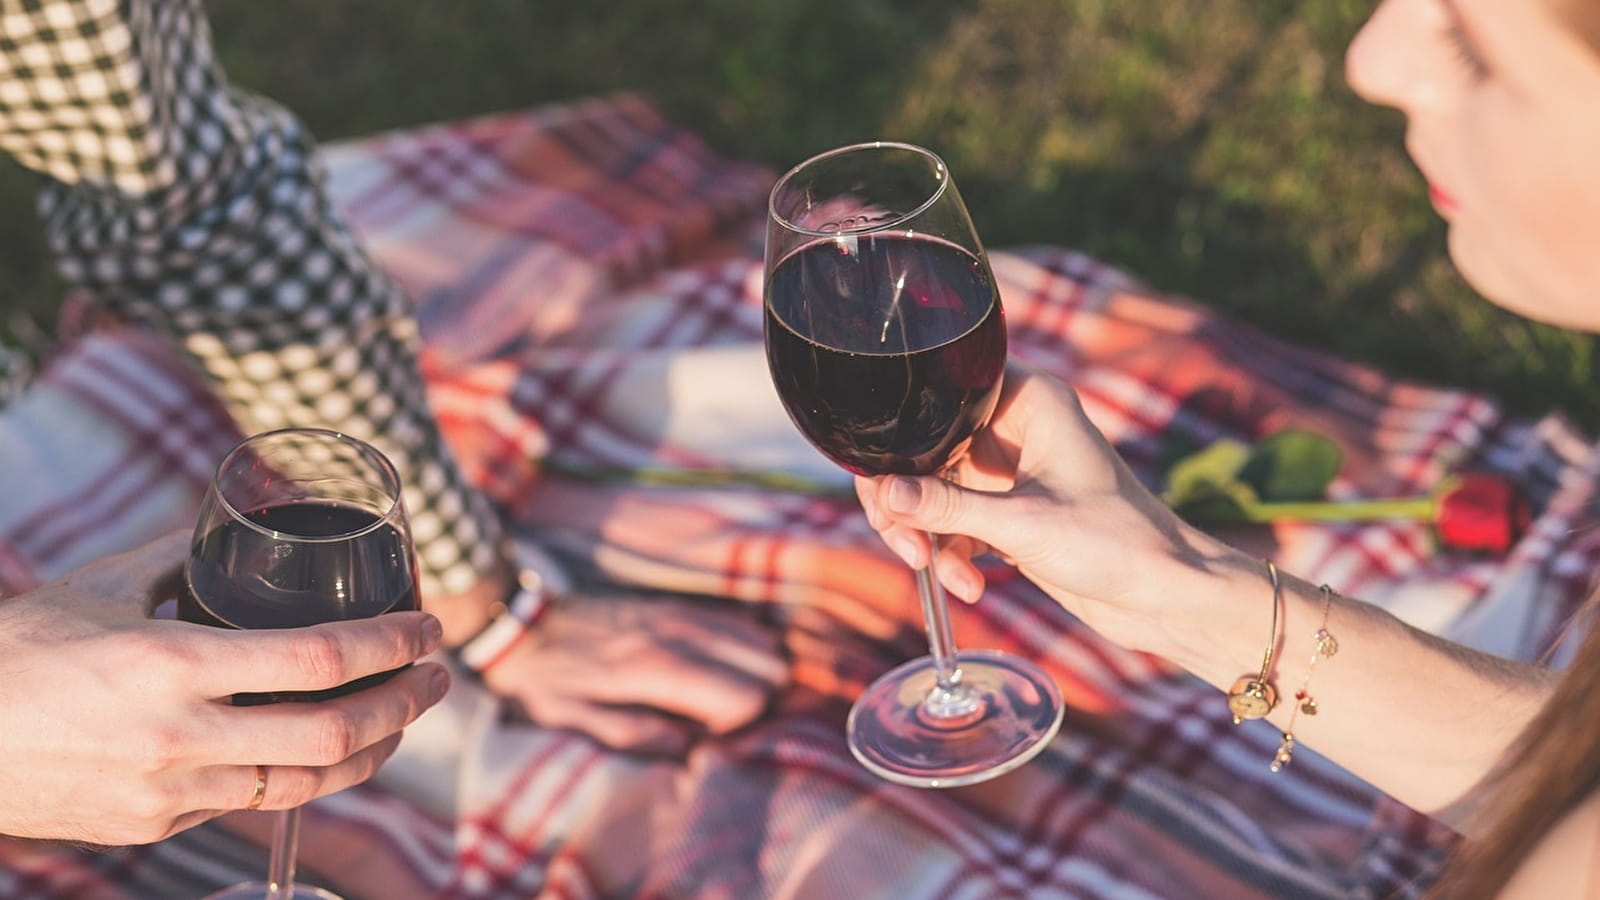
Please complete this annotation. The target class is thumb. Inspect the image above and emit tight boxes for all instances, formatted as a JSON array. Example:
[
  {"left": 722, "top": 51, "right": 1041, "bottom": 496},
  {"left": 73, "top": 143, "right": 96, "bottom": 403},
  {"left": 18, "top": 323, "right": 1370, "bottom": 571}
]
[
  {"left": 881, "top": 476, "right": 1034, "bottom": 560},
  {"left": 76, "top": 530, "right": 192, "bottom": 617}
]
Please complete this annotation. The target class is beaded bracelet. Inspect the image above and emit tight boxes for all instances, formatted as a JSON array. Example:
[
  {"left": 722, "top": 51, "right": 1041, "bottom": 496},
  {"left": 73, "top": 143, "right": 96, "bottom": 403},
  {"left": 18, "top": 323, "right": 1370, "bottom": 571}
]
[{"left": 1271, "top": 583, "right": 1340, "bottom": 772}]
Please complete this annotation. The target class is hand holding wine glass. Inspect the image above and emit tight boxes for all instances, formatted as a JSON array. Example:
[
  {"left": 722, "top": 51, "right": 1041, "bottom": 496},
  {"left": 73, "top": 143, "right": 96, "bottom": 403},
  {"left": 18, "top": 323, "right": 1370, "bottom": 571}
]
[
  {"left": 183, "top": 428, "right": 429, "bottom": 900},
  {"left": 763, "top": 142, "right": 1063, "bottom": 788},
  {"left": 0, "top": 530, "right": 446, "bottom": 847}
]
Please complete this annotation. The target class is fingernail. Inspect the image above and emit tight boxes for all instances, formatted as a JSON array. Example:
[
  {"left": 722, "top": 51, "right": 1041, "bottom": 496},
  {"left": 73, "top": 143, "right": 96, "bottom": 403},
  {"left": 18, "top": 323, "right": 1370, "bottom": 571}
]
[
  {"left": 429, "top": 667, "right": 451, "bottom": 700},
  {"left": 950, "top": 571, "right": 981, "bottom": 605},
  {"left": 421, "top": 615, "right": 443, "bottom": 651},
  {"left": 887, "top": 477, "right": 922, "bottom": 514}
]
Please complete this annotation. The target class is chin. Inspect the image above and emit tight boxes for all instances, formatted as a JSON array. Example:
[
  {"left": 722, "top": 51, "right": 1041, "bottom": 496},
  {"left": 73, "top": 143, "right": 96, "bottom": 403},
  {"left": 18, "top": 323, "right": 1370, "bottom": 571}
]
[{"left": 1445, "top": 230, "right": 1600, "bottom": 332}]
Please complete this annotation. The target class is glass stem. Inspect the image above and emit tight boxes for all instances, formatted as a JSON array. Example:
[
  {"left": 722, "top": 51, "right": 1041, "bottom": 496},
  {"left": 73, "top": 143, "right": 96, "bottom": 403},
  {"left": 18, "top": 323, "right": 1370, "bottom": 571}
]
[
  {"left": 917, "top": 531, "right": 966, "bottom": 700},
  {"left": 266, "top": 807, "right": 301, "bottom": 900}
]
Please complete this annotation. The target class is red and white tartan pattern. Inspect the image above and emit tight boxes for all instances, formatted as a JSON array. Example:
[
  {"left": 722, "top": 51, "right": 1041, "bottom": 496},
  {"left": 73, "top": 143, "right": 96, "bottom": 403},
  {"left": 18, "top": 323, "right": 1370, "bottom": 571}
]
[{"left": 3, "top": 93, "right": 1599, "bottom": 899}]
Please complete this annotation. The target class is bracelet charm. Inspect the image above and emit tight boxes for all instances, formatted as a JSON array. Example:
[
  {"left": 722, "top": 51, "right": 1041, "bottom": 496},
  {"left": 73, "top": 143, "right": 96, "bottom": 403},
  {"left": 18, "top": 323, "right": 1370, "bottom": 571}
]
[{"left": 1227, "top": 560, "right": 1284, "bottom": 724}]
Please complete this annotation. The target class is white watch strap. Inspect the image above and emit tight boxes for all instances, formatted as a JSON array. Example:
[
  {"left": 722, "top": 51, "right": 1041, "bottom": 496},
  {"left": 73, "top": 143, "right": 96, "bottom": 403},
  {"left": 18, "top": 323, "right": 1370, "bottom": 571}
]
[{"left": 453, "top": 540, "right": 570, "bottom": 673}]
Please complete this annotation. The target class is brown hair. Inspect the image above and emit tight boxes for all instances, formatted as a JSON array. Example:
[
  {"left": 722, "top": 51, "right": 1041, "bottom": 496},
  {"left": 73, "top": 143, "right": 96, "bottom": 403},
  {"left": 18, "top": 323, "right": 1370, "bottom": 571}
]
[
  {"left": 1426, "top": 601, "right": 1600, "bottom": 897},
  {"left": 1554, "top": 0, "right": 1600, "bottom": 55}
]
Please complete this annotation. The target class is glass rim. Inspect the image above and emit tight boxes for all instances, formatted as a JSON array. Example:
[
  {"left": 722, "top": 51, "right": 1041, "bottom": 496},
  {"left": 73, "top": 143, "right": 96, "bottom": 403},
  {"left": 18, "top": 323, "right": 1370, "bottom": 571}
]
[
  {"left": 767, "top": 141, "right": 950, "bottom": 238},
  {"left": 211, "top": 426, "right": 405, "bottom": 543}
]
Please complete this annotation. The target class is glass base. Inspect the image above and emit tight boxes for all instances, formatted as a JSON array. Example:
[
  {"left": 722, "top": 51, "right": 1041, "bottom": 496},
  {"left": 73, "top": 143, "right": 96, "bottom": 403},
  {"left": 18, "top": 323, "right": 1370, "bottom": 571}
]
[
  {"left": 847, "top": 649, "right": 1064, "bottom": 788},
  {"left": 201, "top": 883, "right": 342, "bottom": 900}
]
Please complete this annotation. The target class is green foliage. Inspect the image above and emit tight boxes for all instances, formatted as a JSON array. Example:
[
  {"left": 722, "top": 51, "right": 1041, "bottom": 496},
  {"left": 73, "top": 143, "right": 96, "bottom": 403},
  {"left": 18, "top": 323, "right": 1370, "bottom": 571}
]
[
  {"left": 1161, "top": 429, "right": 1344, "bottom": 524},
  {"left": 1240, "top": 430, "right": 1345, "bottom": 503},
  {"left": 1162, "top": 438, "right": 1262, "bottom": 523},
  {"left": 0, "top": 0, "right": 1593, "bottom": 426}
]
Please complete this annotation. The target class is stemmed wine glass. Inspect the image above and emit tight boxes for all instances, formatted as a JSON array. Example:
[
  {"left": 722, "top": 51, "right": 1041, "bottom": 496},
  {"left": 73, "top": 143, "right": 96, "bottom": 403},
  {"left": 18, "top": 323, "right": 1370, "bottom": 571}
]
[
  {"left": 763, "top": 142, "right": 1064, "bottom": 787},
  {"left": 183, "top": 428, "right": 421, "bottom": 900}
]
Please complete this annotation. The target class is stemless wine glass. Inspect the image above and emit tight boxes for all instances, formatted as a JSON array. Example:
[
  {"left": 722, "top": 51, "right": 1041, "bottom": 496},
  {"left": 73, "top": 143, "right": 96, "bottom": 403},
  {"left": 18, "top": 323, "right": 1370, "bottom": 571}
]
[
  {"left": 763, "top": 142, "right": 1064, "bottom": 788},
  {"left": 183, "top": 427, "right": 421, "bottom": 900}
]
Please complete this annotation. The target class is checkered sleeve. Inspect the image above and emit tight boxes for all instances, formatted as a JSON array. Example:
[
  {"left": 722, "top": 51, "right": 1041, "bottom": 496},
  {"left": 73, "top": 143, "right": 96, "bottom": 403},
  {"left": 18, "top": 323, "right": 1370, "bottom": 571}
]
[{"left": 0, "top": 0, "right": 504, "bottom": 599}]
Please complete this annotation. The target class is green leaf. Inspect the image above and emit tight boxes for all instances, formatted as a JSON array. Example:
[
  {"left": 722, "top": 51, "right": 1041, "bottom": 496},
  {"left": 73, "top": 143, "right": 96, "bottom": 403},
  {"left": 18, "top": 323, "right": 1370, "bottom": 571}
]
[
  {"left": 1161, "top": 437, "right": 1253, "bottom": 507},
  {"left": 1171, "top": 488, "right": 1253, "bottom": 525},
  {"left": 1238, "top": 429, "right": 1343, "bottom": 502}
]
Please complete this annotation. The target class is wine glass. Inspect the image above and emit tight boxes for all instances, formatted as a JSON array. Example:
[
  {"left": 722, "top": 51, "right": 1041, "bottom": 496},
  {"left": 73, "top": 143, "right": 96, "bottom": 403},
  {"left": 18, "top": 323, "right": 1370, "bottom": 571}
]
[
  {"left": 763, "top": 142, "right": 1064, "bottom": 788},
  {"left": 182, "top": 427, "right": 421, "bottom": 900}
]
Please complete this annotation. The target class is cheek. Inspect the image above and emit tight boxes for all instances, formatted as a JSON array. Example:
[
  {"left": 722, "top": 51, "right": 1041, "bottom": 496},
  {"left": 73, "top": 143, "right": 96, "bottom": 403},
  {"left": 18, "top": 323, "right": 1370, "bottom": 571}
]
[{"left": 1449, "top": 127, "right": 1600, "bottom": 330}]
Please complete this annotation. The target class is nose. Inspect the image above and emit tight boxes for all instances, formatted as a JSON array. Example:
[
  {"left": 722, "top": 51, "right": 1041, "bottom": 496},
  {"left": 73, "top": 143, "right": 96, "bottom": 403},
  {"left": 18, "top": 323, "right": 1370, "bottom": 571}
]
[{"left": 1345, "top": 0, "right": 1415, "bottom": 110}]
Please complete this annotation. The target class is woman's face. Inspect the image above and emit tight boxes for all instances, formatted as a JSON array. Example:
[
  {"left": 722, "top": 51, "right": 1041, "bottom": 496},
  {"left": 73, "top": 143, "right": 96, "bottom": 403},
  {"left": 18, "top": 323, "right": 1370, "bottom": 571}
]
[{"left": 1347, "top": 0, "right": 1600, "bottom": 331}]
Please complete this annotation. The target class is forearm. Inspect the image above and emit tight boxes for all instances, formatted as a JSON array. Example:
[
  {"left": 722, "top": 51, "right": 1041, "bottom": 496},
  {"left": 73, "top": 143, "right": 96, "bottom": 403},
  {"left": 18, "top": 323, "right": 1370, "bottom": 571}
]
[{"left": 1157, "top": 536, "right": 1552, "bottom": 821}]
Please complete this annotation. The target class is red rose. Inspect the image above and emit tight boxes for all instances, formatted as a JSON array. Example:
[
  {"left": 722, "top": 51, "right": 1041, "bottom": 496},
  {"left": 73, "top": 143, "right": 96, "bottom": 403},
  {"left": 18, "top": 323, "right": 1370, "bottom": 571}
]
[
  {"left": 1189, "top": 469, "right": 1534, "bottom": 558},
  {"left": 1433, "top": 472, "right": 1532, "bottom": 555}
]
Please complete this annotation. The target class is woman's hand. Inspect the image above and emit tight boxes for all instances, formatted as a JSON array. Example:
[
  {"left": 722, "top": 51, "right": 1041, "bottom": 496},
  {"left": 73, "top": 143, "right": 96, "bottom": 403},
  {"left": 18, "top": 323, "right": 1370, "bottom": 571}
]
[
  {"left": 858, "top": 369, "right": 1559, "bottom": 816},
  {"left": 0, "top": 532, "right": 450, "bottom": 846},
  {"left": 855, "top": 367, "right": 1247, "bottom": 660}
]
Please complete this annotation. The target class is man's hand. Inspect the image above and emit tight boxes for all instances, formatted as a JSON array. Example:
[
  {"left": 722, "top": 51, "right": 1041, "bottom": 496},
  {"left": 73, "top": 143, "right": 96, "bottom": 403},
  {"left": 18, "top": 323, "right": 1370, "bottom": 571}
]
[
  {"left": 0, "top": 532, "right": 449, "bottom": 845},
  {"left": 480, "top": 593, "right": 788, "bottom": 755}
]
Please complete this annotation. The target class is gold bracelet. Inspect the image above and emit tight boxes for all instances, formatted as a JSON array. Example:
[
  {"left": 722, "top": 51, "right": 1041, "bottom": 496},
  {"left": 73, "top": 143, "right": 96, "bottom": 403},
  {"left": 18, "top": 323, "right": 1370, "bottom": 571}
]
[
  {"left": 1227, "top": 560, "right": 1283, "bottom": 724},
  {"left": 1271, "top": 583, "right": 1340, "bottom": 772}
]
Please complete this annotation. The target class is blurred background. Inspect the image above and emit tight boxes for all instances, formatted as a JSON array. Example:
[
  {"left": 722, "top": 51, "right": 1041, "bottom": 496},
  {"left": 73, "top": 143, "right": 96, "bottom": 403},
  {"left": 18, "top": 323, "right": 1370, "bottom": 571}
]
[{"left": 2, "top": 0, "right": 1595, "bottom": 425}]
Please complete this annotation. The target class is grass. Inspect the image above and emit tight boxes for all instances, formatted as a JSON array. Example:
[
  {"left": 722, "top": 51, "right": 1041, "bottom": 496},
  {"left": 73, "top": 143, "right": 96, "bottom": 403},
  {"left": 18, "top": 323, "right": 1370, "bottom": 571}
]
[{"left": 2, "top": 0, "right": 1594, "bottom": 426}]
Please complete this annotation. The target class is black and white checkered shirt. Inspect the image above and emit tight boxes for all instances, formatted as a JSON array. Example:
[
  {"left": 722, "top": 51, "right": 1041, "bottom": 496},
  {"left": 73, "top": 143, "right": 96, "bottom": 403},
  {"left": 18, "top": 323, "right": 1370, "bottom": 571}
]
[{"left": 0, "top": 0, "right": 503, "bottom": 598}]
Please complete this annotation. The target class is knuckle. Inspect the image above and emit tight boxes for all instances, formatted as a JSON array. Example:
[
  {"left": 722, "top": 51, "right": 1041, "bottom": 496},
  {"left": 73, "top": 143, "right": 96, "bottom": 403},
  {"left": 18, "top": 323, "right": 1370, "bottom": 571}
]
[
  {"left": 398, "top": 678, "right": 432, "bottom": 725},
  {"left": 923, "top": 482, "right": 965, "bottom": 525},
  {"left": 132, "top": 723, "right": 191, "bottom": 774},
  {"left": 293, "top": 631, "right": 350, "bottom": 687},
  {"left": 275, "top": 765, "right": 325, "bottom": 807},
  {"left": 311, "top": 708, "right": 360, "bottom": 764},
  {"left": 124, "top": 632, "right": 199, "bottom": 685}
]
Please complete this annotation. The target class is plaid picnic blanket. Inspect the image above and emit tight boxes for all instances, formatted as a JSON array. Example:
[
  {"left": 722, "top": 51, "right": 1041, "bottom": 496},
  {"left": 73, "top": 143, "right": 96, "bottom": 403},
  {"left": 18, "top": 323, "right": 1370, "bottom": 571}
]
[{"left": 4, "top": 93, "right": 1600, "bottom": 899}]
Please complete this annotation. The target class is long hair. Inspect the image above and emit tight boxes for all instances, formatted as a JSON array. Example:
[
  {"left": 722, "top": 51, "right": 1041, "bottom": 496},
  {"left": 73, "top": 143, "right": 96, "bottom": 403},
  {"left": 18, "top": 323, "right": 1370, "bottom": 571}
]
[
  {"left": 1426, "top": 599, "right": 1600, "bottom": 897},
  {"left": 1555, "top": 0, "right": 1600, "bottom": 60}
]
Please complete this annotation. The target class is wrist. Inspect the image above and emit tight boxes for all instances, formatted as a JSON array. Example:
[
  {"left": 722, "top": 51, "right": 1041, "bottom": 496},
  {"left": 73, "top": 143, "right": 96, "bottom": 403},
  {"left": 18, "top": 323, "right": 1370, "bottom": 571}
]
[
  {"left": 445, "top": 539, "right": 570, "bottom": 676},
  {"left": 1144, "top": 542, "right": 1280, "bottom": 689},
  {"left": 433, "top": 563, "right": 517, "bottom": 648}
]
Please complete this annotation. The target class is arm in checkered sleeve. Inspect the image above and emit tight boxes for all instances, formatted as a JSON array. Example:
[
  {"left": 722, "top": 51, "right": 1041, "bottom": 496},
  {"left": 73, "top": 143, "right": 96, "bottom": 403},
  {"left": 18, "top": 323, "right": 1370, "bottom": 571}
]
[
  {"left": 0, "top": 0, "right": 786, "bottom": 751},
  {"left": 857, "top": 368, "right": 1553, "bottom": 824}
]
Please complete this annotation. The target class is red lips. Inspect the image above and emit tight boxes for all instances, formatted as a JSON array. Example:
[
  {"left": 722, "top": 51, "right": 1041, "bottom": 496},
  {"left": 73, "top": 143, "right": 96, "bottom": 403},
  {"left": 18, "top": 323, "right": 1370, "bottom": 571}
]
[{"left": 1429, "top": 184, "right": 1459, "bottom": 216}]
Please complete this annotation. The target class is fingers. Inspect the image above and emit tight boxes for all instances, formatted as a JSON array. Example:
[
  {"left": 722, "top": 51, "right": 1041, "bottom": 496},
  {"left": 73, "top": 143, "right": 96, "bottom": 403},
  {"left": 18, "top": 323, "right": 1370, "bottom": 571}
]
[
  {"left": 210, "top": 661, "right": 449, "bottom": 766},
  {"left": 583, "top": 633, "right": 779, "bottom": 735},
  {"left": 929, "top": 537, "right": 989, "bottom": 604},
  {"left": 209, "top": 611, "right": 444, "bottom": 694},
  {"left": 668, "top": 609, "right": 789, "bottom": 689},
  {"left": 528, "top": 696, "right": 695, "bottom": 756},
  {"left": 199, "top": 732, "right": 407, "bottom": 815},
  {"left": 544, "top": 604, "right": 783, "bottom": 734},
  {"left": 598, "top": 661, "right": 773, "bottom": 735},
  {"left": 876, "top": 475, "right": 1035, "bottom": 564},
  {"left": 96, "top": 664, "right": 439, "bottom": 843}
]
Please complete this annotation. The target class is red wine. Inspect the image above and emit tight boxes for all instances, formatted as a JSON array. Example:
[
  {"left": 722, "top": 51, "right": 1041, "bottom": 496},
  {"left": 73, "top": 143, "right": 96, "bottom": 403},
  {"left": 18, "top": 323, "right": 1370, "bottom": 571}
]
[
  {"left": 182, "top": 500, "right": 419, "bottom": 703},
  {"left": 765, "top": 234, "right": 1006, "bottom": 475}
]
